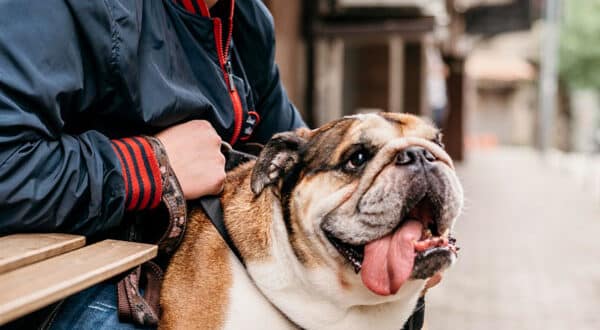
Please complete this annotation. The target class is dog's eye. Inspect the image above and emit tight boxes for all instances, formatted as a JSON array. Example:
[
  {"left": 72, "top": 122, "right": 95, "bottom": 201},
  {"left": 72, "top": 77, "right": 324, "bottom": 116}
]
[{"left": 345, "top": 150, "right": 369, "bottom": 171}]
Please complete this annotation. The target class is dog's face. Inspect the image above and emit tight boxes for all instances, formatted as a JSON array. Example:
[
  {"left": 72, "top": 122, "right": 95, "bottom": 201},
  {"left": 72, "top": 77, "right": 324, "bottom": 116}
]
[{"left": 251, "top": 112, "right": 463, "bottom": 302}]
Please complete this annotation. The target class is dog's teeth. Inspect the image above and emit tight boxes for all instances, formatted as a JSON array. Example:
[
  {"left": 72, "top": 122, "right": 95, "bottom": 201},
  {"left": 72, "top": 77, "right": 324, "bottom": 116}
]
[{"left": 351, "top": 259, "right": 361, "bottom": 273}]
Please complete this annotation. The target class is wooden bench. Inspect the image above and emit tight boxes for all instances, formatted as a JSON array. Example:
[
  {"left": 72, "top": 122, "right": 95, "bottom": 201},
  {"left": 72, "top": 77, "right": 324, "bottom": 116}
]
[{"left": 0, "top": 234, "right": 157, "bottom": 326}]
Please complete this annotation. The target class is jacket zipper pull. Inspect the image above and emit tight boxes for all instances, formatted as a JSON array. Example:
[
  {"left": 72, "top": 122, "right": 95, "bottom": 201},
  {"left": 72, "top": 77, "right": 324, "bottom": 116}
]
[{"left": 225, "top": 60, "right": 235, "bottom": 91}]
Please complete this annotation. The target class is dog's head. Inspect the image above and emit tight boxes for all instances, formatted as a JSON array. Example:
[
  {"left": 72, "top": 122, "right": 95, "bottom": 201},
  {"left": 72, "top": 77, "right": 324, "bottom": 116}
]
[{"left": 251, "top": 112, "right": 463, "bottom": 301}]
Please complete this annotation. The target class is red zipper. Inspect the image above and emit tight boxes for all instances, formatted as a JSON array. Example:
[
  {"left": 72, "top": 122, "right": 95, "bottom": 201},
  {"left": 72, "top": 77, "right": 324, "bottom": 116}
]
[{"left": 213, "top": 16, "right": 243, "bottom": 145}]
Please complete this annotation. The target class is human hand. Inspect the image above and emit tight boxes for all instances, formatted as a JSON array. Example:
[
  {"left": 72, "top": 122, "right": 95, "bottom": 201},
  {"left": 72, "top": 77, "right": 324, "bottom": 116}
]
[{"left": 156, "top": 120, "right": 226, "bottom": 199}]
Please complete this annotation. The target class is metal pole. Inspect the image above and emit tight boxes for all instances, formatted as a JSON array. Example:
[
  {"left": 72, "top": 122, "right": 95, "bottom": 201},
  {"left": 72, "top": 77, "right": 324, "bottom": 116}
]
[{"left": 538, "top": 0, "right": 561, "bottom": 151}]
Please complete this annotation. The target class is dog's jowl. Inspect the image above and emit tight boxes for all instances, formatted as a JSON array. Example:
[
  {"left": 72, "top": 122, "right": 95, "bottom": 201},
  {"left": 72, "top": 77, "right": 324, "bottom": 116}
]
[{"left": 161, "top": 113, "right": 464, "bottom": 330}]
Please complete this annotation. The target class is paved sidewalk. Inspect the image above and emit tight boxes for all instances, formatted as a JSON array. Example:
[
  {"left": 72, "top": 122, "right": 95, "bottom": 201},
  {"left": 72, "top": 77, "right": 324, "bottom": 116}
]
[{"left": 426, "top": 148, "right": 600, "bottom": 330}]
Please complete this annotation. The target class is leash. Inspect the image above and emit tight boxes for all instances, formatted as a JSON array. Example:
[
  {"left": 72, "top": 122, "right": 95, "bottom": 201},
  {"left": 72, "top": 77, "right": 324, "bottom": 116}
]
[
  {"left": 117, "top": 136, "right": 188, "bottom": 326},
  {"left": 116, "top": 142, "right": 255, "bottom": 326}
]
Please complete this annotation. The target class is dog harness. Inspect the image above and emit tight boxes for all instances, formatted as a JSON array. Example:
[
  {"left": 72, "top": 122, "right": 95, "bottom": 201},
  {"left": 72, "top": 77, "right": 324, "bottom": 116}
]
[
  {"left": 201, "top": 144, "right": 426, "bottom": 330},
  {"left": 118, "top": 142, "right": 425, "bottom": 329}
]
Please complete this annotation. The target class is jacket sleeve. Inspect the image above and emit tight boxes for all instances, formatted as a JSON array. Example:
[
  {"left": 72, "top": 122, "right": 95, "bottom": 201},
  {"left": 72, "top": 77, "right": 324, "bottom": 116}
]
[
  {"left": 233, "top": 0, "right": 307, "bottom": 144},
  {"left": 251, "top": 64, "right": 307, "bottom": 144},
  {"left": 0, "top": 1, "right": 159, "bottom": 236}
]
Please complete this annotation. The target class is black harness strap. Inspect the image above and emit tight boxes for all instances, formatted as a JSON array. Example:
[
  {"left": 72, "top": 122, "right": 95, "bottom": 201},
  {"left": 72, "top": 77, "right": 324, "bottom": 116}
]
[
  {"left": 197, "top": 196, "right": 245, "bottom": 265},
  {"left": 401, "top": 296, "right": 426, "bottom": 330},
  {"left": 193, "top": 143, "right": 257, "bottom": 266}
]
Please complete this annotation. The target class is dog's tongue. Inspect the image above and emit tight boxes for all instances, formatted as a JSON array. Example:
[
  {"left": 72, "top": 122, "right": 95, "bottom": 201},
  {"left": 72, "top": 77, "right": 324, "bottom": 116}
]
[{"left": 361, "top": 220, "right": 423, "bottom": 296}]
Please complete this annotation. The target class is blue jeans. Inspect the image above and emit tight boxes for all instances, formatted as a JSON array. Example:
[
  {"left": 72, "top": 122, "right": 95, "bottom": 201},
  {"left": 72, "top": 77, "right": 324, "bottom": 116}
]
[
  {"left": 49, "top": 282, "right": 153, "bottom": 330},
  {"left": 48, "top": 281, "right": 423, "bottom": 330}
]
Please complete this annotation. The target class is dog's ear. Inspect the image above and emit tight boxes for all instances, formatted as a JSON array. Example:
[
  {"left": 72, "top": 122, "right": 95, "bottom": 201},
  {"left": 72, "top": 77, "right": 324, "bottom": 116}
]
[{"left": 251, "top": 131, "right": 307, "bottom": 195}]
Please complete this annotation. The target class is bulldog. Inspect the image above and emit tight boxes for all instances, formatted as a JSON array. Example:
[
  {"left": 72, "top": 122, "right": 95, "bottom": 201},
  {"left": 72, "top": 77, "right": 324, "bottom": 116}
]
[{"left": 160, "top": 112, "right": 463, "bottom": 329}]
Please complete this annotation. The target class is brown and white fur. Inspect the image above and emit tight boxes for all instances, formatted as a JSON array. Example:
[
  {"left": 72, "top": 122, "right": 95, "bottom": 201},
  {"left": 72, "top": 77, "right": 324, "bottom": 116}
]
[{"left": 160, "top": 113, "right": 463, "bottom": 329}]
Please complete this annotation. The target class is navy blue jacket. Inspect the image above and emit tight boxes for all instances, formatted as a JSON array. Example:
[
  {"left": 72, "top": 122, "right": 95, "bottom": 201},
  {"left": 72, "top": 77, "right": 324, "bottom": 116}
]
[{"left": 0, "top": 0, "right": 305, "bottom": 236}]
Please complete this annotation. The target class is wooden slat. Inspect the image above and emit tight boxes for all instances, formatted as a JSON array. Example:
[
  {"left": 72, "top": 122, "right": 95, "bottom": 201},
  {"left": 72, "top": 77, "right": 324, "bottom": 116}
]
[
  {"left": 0, "top": 240, "right": 157, "bottom": 325},
  {"left": 0, "top": 234, "right": 85, "bottom": 274}
]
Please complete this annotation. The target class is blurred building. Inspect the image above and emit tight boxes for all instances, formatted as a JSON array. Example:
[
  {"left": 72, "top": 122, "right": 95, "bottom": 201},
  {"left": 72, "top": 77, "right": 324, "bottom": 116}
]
[
  {"left": 263, "top": 0, "right": 598, "bottom": 157},
  {"left": 264, "top": 0, "right": 467, "bottom": 160},
  {"left": 464, "top": 24, "right": 540, "bottom": 147}
]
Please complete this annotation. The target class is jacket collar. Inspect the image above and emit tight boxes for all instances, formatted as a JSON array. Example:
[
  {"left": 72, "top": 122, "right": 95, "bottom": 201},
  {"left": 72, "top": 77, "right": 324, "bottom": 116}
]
[{"left": 173, "top": 0, "right": 234, "bottom": 21}]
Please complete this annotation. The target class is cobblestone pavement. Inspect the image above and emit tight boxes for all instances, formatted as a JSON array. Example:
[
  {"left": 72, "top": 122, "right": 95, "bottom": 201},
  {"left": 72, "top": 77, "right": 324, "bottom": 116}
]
[{"left": 426, "top": 148, "right": 600, "bottom": 330}]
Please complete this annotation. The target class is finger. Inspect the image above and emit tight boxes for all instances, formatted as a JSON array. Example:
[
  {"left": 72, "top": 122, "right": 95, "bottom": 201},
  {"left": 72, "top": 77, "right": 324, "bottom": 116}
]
[{"left": 217, "top": 181, "right": 225, "bottom": 194}]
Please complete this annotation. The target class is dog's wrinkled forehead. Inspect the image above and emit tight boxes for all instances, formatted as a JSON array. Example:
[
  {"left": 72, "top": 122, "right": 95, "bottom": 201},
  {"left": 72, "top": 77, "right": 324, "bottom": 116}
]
[
  {"left": 250, "top": 112, "right": 443, "bottom": 196},
  {"left": 302, "top": 113, "right": 440, "bottom": 168}
]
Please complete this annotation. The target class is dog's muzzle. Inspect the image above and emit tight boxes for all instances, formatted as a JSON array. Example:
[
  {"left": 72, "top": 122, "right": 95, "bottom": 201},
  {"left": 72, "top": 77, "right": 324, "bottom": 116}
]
[{"left": 321, "top": 139, "right": 462, "bottom": 296}]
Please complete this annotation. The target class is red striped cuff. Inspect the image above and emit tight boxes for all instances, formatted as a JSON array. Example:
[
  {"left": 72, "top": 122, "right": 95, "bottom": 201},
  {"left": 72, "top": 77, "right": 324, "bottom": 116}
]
[{"left": 111, "top": 137, "right": 163, "bottom": 210}]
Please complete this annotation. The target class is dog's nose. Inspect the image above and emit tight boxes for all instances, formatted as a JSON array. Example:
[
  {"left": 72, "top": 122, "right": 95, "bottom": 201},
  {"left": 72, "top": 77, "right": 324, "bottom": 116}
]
[{"left": 396, "top": 147, "right": 436, "bottom": 166}]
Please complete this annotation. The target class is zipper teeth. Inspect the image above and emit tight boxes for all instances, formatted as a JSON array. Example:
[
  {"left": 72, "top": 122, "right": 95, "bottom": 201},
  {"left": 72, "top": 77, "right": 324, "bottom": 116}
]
[
  {"left": 223, "top": 17, "right": 234, "bottom": 60},
  {"left": 213, "top": 18, "right": 243, "bottom": 144},
  {"left": 213, "top": 19, "right": 226, "bottom": 75},
  {"left": 229, "top": 90, "right": 243, "bottom": 143}
]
